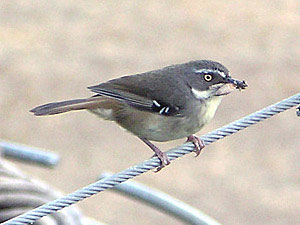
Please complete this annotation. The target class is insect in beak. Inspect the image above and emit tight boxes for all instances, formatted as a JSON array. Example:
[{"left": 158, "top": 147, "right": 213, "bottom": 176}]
[{"left": 226, "top": 77, "right": 248, "bottom": 90}]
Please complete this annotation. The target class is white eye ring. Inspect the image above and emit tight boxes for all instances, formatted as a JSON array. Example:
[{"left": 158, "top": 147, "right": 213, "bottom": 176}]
[{"left": 204, "top": 74, "right": 213, "bottom": 82}]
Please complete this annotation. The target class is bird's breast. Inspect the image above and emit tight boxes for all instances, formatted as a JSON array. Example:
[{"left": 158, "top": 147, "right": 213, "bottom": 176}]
[{"left": 197, "top": 96, "right": 222, "bottom": 126}]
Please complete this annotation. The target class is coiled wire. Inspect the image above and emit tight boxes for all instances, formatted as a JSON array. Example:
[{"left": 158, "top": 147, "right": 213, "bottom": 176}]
[{"left": 0, "top": 159, "right": 84, "bottom": 225}]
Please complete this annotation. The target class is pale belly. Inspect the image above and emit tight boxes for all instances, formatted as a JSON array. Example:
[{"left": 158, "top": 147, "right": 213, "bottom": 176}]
[
  {"left": 109, "top": 96, "right": 223, "bottom": 142},
  {"left": 88, "top": 96, "right": 222, "bottom": 142}
]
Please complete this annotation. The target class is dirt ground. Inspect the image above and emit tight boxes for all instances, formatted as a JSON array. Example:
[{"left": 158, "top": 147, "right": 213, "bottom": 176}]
[{"left": 1, "top": 1, "right": 300, "bottom": 224}]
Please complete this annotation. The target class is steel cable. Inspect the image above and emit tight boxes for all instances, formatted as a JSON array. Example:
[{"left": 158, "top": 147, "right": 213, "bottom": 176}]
[{"left": 3, "top": 93, "right": 300, "bottom": 225}]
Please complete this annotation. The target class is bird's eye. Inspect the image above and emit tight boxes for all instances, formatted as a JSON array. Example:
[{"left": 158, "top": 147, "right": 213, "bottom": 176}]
[{"left": 204, "top": 74, "right": 213, "bottom": 82}]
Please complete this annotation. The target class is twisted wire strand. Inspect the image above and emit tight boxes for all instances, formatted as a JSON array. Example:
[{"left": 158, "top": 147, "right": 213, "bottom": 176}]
[{"left": 3, "top": 93, "right": 300, "bottom": 225}]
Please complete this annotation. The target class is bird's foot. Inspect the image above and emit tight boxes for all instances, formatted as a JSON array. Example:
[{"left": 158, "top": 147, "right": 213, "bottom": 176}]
[
  {"left": 151, "top": 151, "right": 170, "bottom": 172},
  {"left": 186, "top": 134, "right": 205, "bottom": 157},
  {"left": 139, "top": 137, "right": 170, "bottom": 172}
]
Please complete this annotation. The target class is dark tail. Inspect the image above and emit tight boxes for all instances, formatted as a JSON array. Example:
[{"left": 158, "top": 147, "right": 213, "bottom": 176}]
[{"left": 30, "top": 97, "right": 105, "bottom": 116}]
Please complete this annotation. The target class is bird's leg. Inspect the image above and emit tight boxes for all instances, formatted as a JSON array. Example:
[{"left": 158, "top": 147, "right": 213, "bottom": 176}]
[
  {"left": 186, "top": 134, "right": 205, "bottom": 157},
  {"left": 139, "top": 137, "right": 170, "bottom": 171}
]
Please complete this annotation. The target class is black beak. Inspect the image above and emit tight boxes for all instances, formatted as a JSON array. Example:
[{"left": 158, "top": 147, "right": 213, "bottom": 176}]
[{"left": 226, "top": 77, "right": 248, "bottom": 90}]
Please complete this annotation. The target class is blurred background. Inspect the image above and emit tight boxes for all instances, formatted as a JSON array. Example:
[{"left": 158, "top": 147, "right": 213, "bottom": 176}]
[{"left": 1, "top": 1, "right": 300, "bottom": 224}]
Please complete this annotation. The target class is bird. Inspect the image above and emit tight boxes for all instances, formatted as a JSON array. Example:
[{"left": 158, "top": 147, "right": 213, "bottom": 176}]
[{"left": 30, "top": 60, "right": 247, "bottom": 171}]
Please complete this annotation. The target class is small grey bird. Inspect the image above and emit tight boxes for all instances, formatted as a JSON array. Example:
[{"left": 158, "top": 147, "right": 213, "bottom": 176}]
[{"left": 30, "top": 60, "right": 247, "bottom": 171}]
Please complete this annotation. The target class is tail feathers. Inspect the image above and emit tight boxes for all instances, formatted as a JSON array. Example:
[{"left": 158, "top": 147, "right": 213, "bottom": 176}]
[{"left": 30, "top": 97, "right": 105, "bottom": 116}]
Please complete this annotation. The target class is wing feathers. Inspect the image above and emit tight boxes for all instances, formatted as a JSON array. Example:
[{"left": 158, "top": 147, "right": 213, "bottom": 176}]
[
  {"left": 88, "top": 84, "right": 182, "bottom": 117},
  {"left": 88, "top": 85, "right": 153, "bottom": 109}
]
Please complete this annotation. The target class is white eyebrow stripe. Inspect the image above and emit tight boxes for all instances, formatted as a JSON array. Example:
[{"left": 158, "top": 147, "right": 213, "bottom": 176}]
[
  {"left": 194, "top": 69, "right": 215, "bottom": 74},
  {"left": 194, "top": 69, "right": 227, "bottom": 78},
  {"left": 191, "top": 87, "right": 210, "bottom": 99}
]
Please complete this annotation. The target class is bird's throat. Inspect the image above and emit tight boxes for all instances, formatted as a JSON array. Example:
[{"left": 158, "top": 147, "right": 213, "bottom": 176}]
[
  {"left": 199, "top": 96, "right": 222, "bottom": 126},
  {"left": 191, "top": 87, "right": 211, "bottom": 99}
]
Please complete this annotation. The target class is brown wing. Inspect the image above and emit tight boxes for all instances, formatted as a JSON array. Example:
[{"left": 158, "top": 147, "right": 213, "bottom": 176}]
[{"left": 88, "top": 75, "right": 184, "bottom": 117}]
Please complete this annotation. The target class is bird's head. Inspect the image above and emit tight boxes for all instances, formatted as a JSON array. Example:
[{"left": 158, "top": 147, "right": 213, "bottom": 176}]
[{"left": 184, "top": 60, "right": 247, "bottom": 100}]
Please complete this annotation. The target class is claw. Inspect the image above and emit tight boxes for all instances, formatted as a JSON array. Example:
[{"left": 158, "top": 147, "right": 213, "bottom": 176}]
[
  {"left": 151, "top": 151, "right": 170, "bottom": 172},
  {"left": 139, "top": 137, "right": 170, "bottom": 172},
  {"left": 186, "top": 134, "right": 205, "bottom": 157}
]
